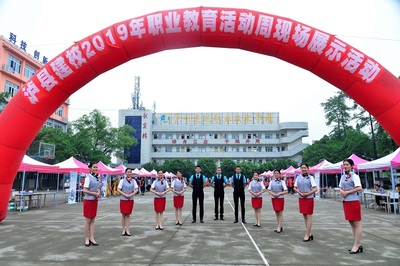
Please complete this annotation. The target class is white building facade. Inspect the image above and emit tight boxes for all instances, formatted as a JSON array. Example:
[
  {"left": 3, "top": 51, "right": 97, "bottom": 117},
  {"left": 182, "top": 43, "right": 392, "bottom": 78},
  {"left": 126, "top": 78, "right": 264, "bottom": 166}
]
[{"left": 118, "top": 109, "right": 308, "bottom": 168}]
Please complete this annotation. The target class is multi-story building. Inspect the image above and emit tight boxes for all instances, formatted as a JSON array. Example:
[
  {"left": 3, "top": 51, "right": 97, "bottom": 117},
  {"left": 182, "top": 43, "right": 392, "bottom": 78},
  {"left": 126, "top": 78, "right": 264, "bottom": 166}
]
[
  {"left": 0, "top": 34, "right": 69, "bottom": 131},
  {"left": 118, "top": 108, "right": 309, "bottom": 168}
]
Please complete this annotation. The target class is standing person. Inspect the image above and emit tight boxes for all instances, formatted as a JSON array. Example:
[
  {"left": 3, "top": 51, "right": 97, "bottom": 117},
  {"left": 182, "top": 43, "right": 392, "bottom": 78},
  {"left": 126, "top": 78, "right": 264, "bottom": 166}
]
[
  {"left": 150, "top": 170, "right": 170, "bottom": 230},
  {"left": 294, "top": 163, "right": 318, "bottom": 242},
  {"left": 339, "top": 159, "right": 364, "bottom": 254},
  {"left": 267, "top": 169, "right": 288, "bottom": 233},
  {"left": 170, "top": 170, "right": 187, "bottom": 225},
  {"left": 82, "top": 163, "right": 101, "bottom": 247},
  {"left": 117, "top": 168, "right": 138, "bottom": 236},
  {"left": 230, "top": 166, "right": 248, "bottom": 223},
  {"left": 287, "top": 176, "right": 294, "bottom": 194},
  {"left": 248, "top": 171, "right": 266, "bottom": 227},
  {"left": 210, "top": 167, "right": 227, "bottom": 220},
  {"left": 189, "top": 165, "right": 207, "bottom": 223}
]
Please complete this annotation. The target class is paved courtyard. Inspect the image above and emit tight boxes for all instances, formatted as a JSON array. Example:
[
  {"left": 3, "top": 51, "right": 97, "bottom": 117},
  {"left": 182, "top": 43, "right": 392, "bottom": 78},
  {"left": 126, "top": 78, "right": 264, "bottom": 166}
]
[{"left": 1, "top": 187, "right": 399, "bottom": 266}]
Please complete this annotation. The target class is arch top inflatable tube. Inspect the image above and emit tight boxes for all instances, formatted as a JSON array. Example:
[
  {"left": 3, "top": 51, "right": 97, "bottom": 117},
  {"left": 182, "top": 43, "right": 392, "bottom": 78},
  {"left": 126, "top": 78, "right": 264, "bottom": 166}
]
[{"left": 0, "top": 6, "right": 399, "bottom": 221}]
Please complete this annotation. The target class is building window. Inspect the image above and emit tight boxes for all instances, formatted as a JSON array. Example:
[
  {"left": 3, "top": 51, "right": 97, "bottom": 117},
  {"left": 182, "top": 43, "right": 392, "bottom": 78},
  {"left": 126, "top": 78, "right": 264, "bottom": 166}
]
[
  {"left": 154, "top": 134, "right": 158, "bottom": 139},
  {"left": 166, "top": 134, "right": 173, "bottom": 139},
  {"left": 4, "top": 81, "right": 19, "bottom": 96},
  {"left": 276, "top": 134, "right": 280, "bottom": 139},
  {"left": 165, "top": 147, "right": 173, "bottom": 152},
  {"left": 281, "top": 146, "right": 285, "bottom": 151},
  {"left": 265, "top": 133, "right": 272, "bottom": 139},
  {"left": 181, "top": 134, "right": 185, "bottom": 139},
  {"left": 247, "top": 134, "right": 252, "bottom": 139},
  {"left": 186, "top": 147, "right": 191, "bottom": 152},
  {"left": 199, "top": 147, "right": 206, "bottom": 153},
  {"left": 55, "top": 106, "right": 63, "bottom": 116},
  {"left": 24, "top": 65, "right": 35, "bottom": 79},
  {"left": 153, "top": 147, "right": 158, "bottom": 152},
  {"left": 214, "top": 134, "right": 218, "bottom": 139},
  {"left": 232, "top": 133, "right": 239, "bottom": 139},
  {"left": 265, "top": 146, "right": 273, "bottom": 152},
  {"left": 7, "top": 54, "right": 22, "bottom": 74},
  {"left": 199, "top": 133, "right": 206, "bottom": 139}
]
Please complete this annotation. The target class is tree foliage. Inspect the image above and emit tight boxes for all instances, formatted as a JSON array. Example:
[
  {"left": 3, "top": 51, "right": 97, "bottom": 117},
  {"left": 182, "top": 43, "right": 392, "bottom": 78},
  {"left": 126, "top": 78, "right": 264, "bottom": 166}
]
[{"left": 29, "top": 109, "right": 137, "bottom": 164}]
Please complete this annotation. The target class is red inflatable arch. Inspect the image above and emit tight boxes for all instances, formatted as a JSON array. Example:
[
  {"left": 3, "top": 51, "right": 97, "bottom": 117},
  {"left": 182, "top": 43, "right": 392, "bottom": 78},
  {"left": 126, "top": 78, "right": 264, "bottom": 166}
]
[{"left": 1, "top": 6, "right": 399, "bottom": 221}]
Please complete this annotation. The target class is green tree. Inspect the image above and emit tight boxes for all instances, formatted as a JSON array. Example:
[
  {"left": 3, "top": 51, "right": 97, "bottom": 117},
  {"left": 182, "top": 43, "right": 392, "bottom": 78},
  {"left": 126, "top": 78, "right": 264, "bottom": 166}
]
[
  {"left": 220, "top": 158, "right": 236, "bottom": 177},
  {"left": 0, "top": 91, "right": 11, "bottom": 113},
  {"left": 28, "top": 127, "right": 76, "bottom": 163},
  {"left": 197, "top": 158, "right": 217, "bottom": 178},
  {"left": 321, "top": 91, "right": 352, "bottom": 139},
  {"left": 162, "top": 159, "right": 195, "bottom": 179},
  {"left": 69, "top": 109, "right": 137, "bottom": 164},
  {"left": 142, "top": 162, "right": 160, "bottom": 172}
]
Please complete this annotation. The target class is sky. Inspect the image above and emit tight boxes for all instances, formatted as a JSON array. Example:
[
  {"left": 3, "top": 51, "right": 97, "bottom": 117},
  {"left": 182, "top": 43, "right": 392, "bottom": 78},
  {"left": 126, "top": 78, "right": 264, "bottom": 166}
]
[{"left": 0, "top": 0, "right": 399, "bottom": 144}]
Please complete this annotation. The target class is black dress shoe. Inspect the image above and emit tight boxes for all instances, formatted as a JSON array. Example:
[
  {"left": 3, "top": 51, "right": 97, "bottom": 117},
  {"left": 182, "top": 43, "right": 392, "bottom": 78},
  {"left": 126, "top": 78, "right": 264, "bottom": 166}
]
[
  {"left": 233, "top": 220, "right": 238, "bottom": 223},
  {"left": 89, "top": 240, "right": 99, "bottom": 246},
  {"left": 220, "top": 217, "right": 224, "bottom": 220},
  {"left": 200, "top": 220, "right": 204, "bottom": 223},
  {"left": 191, "top": 220, "right": 196, "bottom": 223},
  {"left": 349, "top": 245, "right": 363, "bottom": 254},
  {"left": 242, "top": 220, "right": 247, "bottom": 224}
]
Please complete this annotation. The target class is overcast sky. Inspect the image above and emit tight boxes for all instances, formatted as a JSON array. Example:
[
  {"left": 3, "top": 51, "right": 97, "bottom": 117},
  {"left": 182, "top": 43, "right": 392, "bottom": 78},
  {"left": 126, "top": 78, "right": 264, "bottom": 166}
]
[{"left": 1, "top": 0, "right": 399, "bottom": 144}]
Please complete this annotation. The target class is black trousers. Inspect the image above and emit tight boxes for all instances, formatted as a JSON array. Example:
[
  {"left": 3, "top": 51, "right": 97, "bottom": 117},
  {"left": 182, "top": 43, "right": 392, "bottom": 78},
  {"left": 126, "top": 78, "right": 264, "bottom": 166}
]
[
  {"left": 214, "top": 190, "right": 225, "bottom": 218},
  {"left": 233, "top": 190, "right": 245, "bottom": 220},
  {"left": 192, "top": 191, "right": 204, "bottom": 220}
]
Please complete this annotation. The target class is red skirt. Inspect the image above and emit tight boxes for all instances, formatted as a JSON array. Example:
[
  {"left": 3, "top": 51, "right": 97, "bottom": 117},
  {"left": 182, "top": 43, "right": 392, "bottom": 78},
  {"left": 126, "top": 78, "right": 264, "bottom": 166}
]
[
  {"left": 272, "top": 198, "right": 285, "bottom": 212},
  {"left": 299, "top": 198, "right": 314, "bottom": 215},
  {"left": 251, "top": 197, "right": 263, "bottom": 209},
  {"left": 83, "top": 199, "right": 98, "bottom": 218},
  {"left": 154, "top": 197, "right": 166, "bottom": 212},
  {"left": 120, "top": 199, "right": 134, "bottom": 215},
  {"left": 343, "top": 201, "right": 361, "bottom": 221},
  {"left": 173, "top": 196, "right": 184, "bottom": 208}
]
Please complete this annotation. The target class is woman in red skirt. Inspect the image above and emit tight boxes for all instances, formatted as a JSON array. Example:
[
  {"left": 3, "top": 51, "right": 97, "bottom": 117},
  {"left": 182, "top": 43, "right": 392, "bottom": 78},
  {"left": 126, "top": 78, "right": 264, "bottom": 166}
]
[
  {"left": 248, "top": 171, "right": 266, "bottom": 227},
  {"left": 150, "top": 170, "right": 170, "bottom": 230},
  {"left": 170, "top": 170, "right": 187, "bottom": 225},
  {"left": 82, "top": 163, "right": 101, "bottom": 247},
  {"left": 117, "top": 168, "right": 138, "bottom": 236},
  {"left": 267, "top": 169, "right": 288, "bottom": 233},
  {"left": 339, "top": 159, "right": 363, "bottom": 254},
  {"left": 294, "top": 163, "right": 318, "bottom": 242}
]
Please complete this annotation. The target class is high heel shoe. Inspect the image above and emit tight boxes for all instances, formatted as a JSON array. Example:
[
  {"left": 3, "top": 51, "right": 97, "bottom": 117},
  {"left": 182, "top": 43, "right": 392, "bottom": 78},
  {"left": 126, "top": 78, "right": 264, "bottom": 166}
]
[
  {"left": 349, "top": 245, "right": 363, "bottom": 254},
  {"left": 309, "top": 234, "right": 313, "bottom": 241},
  {"left": 303, "top": 235, "right": 313, "bottom": 242},
  {"left": 84, "top": 241, "right": 91, "bottom": 247},
  {"left": 89, "top": 240, "right": 99, "bottom": 246}
]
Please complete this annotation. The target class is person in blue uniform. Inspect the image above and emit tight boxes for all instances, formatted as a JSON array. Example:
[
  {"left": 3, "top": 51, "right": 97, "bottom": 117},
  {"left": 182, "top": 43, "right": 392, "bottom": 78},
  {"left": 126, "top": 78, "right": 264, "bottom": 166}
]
[
  {"left": 210, "top": 167, "right": 227, "bottom": 220},
  {"left": 339, "top": 158, "right": 363, "bottom": 254},
  {"left": 117, "top": 168, "right": 138, "bottom": 236},
  {"left": 294, "top": 163, "right": 318, "bottom": 242},
  {"left": 267, "top": 169, "right": 288, "bottom": 233},
  {"left": 82, "top": 163, "right": 101, "bottom": 247},
  {"left": 170, "top": 170, "right": 187, "bottom": 225},
  {"left": 189, "top": 165, "right": 207, "bottom": 223},
  {"left": 248, "top": 171, "right": 266, "bottom": 227},
  {"left": 230, "top": 166, "right": 248, "bottom": 223},
  {"left": 150, "top": 170, "right": 170, "bottom": 230}
]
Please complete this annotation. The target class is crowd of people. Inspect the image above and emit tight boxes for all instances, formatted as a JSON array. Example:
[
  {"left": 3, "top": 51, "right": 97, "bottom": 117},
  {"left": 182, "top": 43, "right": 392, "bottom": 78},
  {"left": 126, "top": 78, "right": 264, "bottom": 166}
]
[{"left": 81, "top": 161, "right": 364, "bottom": 255}]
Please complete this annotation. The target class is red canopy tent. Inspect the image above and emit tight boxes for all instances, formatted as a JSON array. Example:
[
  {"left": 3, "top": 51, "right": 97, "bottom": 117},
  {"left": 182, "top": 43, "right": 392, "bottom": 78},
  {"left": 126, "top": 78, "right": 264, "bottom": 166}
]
[{"left": 18, "top": 155, "right": 59, "bottom": 173}]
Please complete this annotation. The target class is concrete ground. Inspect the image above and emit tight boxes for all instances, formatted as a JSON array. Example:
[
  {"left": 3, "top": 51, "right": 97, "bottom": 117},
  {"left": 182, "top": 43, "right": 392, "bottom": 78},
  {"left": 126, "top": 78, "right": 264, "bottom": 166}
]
[{"left": 1, "top": 187, "right": 399, "bottom": 266}]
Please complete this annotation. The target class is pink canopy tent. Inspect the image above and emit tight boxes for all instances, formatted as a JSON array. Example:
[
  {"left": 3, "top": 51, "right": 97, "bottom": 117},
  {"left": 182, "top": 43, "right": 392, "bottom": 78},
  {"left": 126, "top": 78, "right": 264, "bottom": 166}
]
[
  {"left": 150, "top": 169, "right": 157, "bottom": 178},
  {"left": 358, "top": 147, "right": 400, "bottom": 171},
  {"left": 308, "top": 159, "right": 333, "bottom": 174},
  {"left": 139, "top": 168, "right": 151, "bottom": 177},
  {"left": 115, "top": 163, "right": 126, "bottom": 174},
  {"left": 18, "top": 155, "right": 59, "bottom": 173},
  {"left": 281, "top": 165, "right": 296, "bottom": 176},
  {"left": 96, "top": 161, "right": 121, "bottom": 175},
  {"left": 54, "top": 156, "right": 89, "bottom": 174},
  {"left": 322, "top": 154, "right": 369, "bottom": 173}
]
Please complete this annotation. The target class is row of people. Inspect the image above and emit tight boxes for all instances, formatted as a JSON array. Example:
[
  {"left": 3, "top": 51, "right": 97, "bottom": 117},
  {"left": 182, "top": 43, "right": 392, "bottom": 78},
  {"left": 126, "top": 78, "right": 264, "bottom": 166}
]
[{"left": 81, "top": 160, "right": 363, "bottom": 255}]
